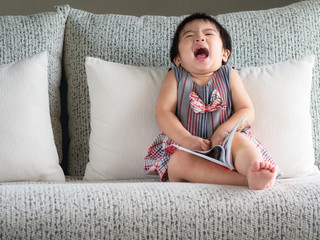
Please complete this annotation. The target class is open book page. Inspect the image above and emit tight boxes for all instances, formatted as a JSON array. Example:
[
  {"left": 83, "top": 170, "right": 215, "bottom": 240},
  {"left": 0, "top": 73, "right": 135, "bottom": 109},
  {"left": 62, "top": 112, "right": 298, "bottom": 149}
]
[{"left": 169, "top": 115, "right": 248, "bottom": 170}]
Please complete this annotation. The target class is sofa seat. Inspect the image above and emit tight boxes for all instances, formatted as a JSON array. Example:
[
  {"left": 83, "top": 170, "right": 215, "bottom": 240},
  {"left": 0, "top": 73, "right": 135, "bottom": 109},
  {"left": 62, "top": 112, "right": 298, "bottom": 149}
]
[{"left": 1, "top": 175, "right": 320, "bottom": 239}]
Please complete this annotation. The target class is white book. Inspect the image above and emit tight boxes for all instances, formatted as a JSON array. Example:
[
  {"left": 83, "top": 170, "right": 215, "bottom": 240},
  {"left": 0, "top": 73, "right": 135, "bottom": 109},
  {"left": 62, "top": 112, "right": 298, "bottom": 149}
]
[{"left": 170, "top": 115, "right": 247, "bottom": 170}]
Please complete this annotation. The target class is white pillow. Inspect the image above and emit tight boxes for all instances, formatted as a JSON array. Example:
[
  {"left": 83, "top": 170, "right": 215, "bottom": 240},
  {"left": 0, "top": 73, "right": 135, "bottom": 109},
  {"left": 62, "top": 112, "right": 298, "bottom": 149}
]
[
  {"left": 239, "top": 55, "right": 319, "bottom": 178},
  {"left": 84, "top": 57, "right": 166, "bottom": 180},
  {"left": 84, "top": 55, "right": 319, "bottom": 181},
  {"left": 0, "top": 51, "right": 65, "bottom": 182}
]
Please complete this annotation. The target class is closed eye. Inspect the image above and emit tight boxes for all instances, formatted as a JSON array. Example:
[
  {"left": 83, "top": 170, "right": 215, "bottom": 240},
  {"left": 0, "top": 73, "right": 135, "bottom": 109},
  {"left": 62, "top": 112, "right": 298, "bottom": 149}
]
[
  {"left": 184, "top": 33, "right": 194, "bottom": 38},
  {"left": 182, "top": 31, "right": 195, "bottom": 39},
  {"left": 204, "top": 29, "right": 218, "bottom": 36}
]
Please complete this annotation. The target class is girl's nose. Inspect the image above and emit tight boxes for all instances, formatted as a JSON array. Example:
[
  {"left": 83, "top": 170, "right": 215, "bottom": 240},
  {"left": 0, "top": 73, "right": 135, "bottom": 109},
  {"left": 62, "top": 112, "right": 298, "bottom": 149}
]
[{"left": 195, "top": 35, "right": 205, "bottom": 42}]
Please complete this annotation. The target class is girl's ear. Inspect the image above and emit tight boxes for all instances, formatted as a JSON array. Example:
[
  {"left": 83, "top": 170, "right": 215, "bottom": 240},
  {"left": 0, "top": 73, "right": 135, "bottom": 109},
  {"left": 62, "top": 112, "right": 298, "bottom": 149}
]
[
  {"left": 173, "top": 56, "right": 181, "bottom": 67},
  {"left": 222, "top": 49, "right": 230, "bottom": 63}
]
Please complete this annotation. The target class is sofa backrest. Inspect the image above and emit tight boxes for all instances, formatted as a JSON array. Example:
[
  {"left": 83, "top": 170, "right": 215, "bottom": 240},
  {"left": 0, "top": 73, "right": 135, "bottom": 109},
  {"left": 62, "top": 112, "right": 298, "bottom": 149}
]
[
  {"left": 1, "top": 2, "right": 319, "bottom": 178},
  {"left": 63, "top": 0, "right": 320, "bottom": 176},
  {"left": 0, "top": 5, "right": 70, "bottom": 163}
]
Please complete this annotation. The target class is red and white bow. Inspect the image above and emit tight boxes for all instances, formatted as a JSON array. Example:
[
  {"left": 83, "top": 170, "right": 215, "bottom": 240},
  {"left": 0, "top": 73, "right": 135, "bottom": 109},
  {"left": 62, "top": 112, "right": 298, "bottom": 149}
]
[{"left": 189, "top": 90, "right": 226, "bottom": 114}]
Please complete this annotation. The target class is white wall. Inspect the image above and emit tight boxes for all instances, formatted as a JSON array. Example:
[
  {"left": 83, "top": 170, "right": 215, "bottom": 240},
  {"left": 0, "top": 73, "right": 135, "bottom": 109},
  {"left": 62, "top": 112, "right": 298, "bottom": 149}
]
[{"left": 1, "top": 0, "right": 298, "bottom": 16}]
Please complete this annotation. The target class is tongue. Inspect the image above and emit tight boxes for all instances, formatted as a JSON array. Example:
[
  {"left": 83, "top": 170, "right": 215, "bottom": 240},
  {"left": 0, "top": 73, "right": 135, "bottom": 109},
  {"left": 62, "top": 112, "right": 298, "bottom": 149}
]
[
  {"left": 196, "top": 53, "right": 207, "bottom": 60},
  {"left": 195, "top": 48, "right": 208, "bottom": 60}
]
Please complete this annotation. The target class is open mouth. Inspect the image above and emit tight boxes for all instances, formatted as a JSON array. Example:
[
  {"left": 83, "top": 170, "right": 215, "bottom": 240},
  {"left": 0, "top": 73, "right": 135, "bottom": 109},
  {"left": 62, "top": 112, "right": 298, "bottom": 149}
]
[{"left": 194, "top": 47, "right": 209, "bottom": 60}]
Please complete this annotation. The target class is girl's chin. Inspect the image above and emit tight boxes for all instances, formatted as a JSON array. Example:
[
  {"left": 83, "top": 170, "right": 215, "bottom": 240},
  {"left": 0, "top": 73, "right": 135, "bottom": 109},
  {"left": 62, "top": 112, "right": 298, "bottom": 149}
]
[
  {"left": 193, "top": 58, "right": 221, "bottom": 69},
  {"left": 189, "top": 63, "right": 220, "bottom": 74},
  {"left": 192, "top": 60, "right": 212, "bottom": 69}
]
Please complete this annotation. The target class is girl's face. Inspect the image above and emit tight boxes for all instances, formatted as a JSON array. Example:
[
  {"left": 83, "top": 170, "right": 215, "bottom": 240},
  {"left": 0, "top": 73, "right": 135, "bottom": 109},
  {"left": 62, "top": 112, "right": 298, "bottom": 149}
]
[{"left": 174, "top": 19, "right": 230, "bottom": 75}]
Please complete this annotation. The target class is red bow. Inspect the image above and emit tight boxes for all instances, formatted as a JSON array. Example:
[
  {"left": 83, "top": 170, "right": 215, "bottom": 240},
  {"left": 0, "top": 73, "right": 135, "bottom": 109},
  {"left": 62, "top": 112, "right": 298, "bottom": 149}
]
[{"left": 189, "top": 90, "right": 226, "bottom": 113}]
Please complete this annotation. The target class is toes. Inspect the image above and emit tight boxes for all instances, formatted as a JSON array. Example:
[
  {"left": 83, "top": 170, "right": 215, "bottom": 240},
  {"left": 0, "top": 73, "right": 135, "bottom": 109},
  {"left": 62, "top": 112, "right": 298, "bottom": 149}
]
[
  {"left": 259, "top": 161, "right": 276, "bottom": 173},
  {"left": 265, "top": 163, "right": 276, "bottom": 172},
  {"left": 250, "top": 161, "right": 260, "bottom": 172},
  {"left": 259, "top": 161, "right": 266, "bottom": 169}
]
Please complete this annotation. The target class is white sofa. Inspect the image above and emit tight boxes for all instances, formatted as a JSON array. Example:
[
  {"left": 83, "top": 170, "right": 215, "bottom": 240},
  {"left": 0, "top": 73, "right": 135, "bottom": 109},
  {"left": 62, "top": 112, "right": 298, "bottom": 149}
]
[{"left": 1, "top": 1, "right": 320, "bottom": 239}]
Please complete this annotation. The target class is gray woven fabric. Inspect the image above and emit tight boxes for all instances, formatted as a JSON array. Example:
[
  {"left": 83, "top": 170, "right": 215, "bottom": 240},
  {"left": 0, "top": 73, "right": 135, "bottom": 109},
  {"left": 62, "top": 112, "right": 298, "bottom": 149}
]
[
  {"left": 64, "top": 12, "right": 180, "bottom": 175},
  {"left": 217, "top": 1, "right": 320, "bottom": 168},
  {"left": 64, "top": 0, "right": 320, "bottom": 176},
  {"left": 0, "top": 5, "right": 70, "bottom": 162},
  {"left": 1, "top": 176, "right": 320, "bottom": 239}
]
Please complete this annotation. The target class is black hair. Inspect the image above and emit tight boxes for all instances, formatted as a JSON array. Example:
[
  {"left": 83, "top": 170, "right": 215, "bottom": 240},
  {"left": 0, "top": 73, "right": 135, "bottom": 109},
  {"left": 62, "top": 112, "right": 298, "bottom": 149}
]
[{"left": 170, "top": 13, "right": 232, "bottom": 65}]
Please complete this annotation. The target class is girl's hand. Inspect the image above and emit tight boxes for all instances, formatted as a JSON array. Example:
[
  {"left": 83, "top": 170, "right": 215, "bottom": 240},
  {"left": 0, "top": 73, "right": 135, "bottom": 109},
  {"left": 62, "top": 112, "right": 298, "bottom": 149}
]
[
  {"left": 211, "top": 126, "right": 229, "bottom": 147},
  {"left": 181, "top": 135, "right": 211, "bottom": 151}
]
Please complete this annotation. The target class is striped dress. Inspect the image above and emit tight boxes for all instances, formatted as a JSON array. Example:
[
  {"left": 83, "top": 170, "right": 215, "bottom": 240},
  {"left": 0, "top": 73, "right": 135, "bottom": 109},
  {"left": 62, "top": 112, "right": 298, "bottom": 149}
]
[{"left": 144, "top": 65, "right": 282, "bottom": 181}]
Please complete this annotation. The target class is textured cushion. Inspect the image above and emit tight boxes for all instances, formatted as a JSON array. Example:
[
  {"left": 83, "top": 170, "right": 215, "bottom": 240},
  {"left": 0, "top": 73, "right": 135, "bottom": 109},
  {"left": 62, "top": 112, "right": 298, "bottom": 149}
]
[
  {"left": 64, "top": 1, "right": 320, "bottom": 176},
  {"left": 239, "top": 55, "right": 319, "bottom": 178},
  {"left": 217, "top": 0, "right": 320, "bottom": 171},
  {"left": 64, "top": 10, "right": 180, "bottom": 175},
  {"left": 84, "top": 57, "right": 166, "bottom": 180},
  {"left": 0, "top": 5, "right": 70, "bottom": 162},
  {"left": 1, "top": 176, "right": 320, "bottom": 239},
  {"left": 0, "top": 51, "right": 65, "bottom": 182}
]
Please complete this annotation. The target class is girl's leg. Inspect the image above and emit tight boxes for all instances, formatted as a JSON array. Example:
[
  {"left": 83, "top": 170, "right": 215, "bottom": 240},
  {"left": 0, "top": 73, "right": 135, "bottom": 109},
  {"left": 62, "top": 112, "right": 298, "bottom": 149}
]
[
  {"left": 167, "top": 150, "right": 248, "bottom": 186},
  {"left": 232, "top": 133, "right": 276, "bottom": 190}
]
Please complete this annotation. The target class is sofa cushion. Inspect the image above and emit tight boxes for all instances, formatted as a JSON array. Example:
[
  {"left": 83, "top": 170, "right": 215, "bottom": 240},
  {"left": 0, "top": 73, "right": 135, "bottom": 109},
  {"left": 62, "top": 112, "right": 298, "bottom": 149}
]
[
  {"left": 63, "top": 1, "right": 320, "bottom": 176},
  {"left": 1, "top": 175, "right": 320, "bottom": 239},
  {"left": 84, "top": 57, "right": 166, "bottom": 180},
  {"left": 239, "top": 55, "right": 319, "bottom": 178},
  {"left": 0, "top": 5, "right": 70, "bottom": 163},
  {"left": 64, "top": 9, "right": 180, "bottom": 175},
  {"left": 0, "top": 51, "right": 65, "bottom": 182}
]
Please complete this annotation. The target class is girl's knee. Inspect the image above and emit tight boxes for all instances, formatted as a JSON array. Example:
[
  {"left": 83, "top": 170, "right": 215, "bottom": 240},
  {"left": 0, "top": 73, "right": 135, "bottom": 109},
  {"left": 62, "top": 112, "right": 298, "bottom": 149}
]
[
  {"left": 232, "top": 133, "right": 263, "bottom": 173},
  {"left": 232, "top": 132, "right": 250, "bottom": 149},
  {"left": 232, "top": 133, "right": 259, "bottom": 155}
]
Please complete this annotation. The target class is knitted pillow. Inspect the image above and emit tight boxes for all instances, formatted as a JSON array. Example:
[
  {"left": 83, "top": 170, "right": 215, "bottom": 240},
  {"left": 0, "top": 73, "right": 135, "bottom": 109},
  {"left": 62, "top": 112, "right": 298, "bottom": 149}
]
[{"left": 64, "top": 10, "right": 180, "bottom": 175}]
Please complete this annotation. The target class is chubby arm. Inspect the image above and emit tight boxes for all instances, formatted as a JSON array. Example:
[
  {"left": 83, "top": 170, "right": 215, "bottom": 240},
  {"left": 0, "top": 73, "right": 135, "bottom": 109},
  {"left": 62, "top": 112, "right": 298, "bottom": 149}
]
[
  {"left": 211, "top": 69, "right": 254, "bottom": 145},
  {"left": 156, "top": 70, "right": 211, "bottom": 151}
]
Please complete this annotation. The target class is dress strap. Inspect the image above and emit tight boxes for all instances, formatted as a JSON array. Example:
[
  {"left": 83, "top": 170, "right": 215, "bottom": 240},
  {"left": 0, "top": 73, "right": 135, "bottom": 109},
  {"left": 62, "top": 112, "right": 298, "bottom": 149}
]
[{"left": 172, "top": 66, "right": 184, "bottom": 85}]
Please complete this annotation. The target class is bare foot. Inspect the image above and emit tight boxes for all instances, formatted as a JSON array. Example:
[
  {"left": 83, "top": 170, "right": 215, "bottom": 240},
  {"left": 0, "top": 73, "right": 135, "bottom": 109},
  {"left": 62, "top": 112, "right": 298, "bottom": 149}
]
[{"left": 247, "top": 161, "right": 276, "bottom": 190}]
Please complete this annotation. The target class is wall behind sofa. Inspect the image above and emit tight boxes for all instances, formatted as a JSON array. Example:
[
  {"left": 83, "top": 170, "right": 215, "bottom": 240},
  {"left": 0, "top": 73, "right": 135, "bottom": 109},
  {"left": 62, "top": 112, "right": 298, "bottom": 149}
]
[{"left": 2, "top": 0, "right": 298, "bottom": 16}]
